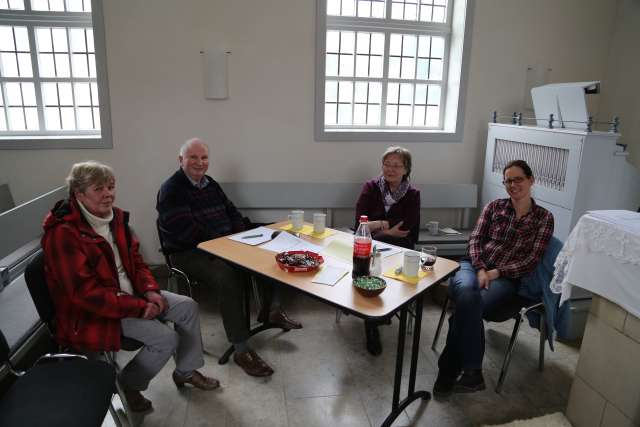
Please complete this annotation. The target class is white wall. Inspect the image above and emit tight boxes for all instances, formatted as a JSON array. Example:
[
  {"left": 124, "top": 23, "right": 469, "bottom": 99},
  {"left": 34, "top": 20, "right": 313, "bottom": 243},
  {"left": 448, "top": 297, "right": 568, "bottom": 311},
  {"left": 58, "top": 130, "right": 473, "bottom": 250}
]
[
  {"left": 0, "top": 0, "right": 619, "bottom": 263},
  {"left": 599, "top": 0, "right": 640, "bottom": 168}
]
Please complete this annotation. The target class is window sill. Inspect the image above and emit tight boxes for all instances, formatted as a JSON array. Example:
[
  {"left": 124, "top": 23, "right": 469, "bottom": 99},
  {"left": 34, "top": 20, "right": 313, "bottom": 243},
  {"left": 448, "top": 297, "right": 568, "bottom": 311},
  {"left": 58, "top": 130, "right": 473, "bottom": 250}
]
[
  {"left": 314, "top": 128, "right": 463, "bottom": 143},
  {"left": 0, "top": 134, "right": 112, "bottom": 150}
]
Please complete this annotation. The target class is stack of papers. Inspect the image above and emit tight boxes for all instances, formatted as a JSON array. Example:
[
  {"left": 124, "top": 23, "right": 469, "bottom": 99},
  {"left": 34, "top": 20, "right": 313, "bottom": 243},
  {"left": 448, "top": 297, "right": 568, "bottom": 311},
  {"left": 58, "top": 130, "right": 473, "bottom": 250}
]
[
  {"left": 260, "top": 231, "right": 323, "bottom": 253},
  {"left": 312, "top": 265, "right": 350, "bottom": 286}
]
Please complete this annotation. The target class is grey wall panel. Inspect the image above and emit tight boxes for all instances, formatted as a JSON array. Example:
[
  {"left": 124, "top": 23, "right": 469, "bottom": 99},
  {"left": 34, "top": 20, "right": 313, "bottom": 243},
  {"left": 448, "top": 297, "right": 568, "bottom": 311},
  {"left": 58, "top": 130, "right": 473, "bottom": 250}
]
[{"left": 0, "top": 186, "right": 67, "bottom": 260}]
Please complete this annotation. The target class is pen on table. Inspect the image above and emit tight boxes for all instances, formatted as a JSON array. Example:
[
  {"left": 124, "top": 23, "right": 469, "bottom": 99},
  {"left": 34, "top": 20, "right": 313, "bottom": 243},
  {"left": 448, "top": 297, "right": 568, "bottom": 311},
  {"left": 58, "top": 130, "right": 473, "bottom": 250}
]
[
  {"left": 378, "top": 248, "right": 392, "bottom": 252},
  {"left": 242, "top": 234, "right": 264, "bottom": 239}
]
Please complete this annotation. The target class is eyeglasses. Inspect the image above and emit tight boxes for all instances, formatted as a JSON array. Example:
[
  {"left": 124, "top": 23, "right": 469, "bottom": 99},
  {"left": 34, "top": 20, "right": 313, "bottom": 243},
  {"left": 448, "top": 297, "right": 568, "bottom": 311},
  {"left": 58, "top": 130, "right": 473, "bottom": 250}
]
[
  {"left": 382, "top": 162, "right": 405, "bottom": 170},
  {"left": 502, "top": 176, "right": 527, "bottom": 186}
]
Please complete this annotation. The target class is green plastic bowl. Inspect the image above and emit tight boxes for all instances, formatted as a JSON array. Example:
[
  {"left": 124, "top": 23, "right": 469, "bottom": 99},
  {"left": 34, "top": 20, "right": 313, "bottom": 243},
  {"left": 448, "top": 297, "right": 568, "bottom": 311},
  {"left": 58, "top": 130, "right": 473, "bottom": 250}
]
[{"left": 353, "top": 276, "right": 387, "bottom": 297}]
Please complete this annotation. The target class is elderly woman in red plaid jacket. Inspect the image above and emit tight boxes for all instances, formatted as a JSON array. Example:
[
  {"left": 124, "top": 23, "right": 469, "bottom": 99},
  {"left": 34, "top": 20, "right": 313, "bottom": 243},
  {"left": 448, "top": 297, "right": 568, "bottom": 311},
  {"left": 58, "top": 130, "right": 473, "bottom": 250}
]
[
  {"left": 433, "top": 159, "right": 554, "bottom": 397},
  {"left": 41, "top": 161, "right": 218, "bottom": 412}
]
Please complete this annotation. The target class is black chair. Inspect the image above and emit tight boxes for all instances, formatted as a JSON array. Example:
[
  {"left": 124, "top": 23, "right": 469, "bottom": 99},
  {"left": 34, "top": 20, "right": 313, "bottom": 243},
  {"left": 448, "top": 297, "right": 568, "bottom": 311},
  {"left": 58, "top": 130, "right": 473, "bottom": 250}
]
[
  {"left": 24, "top": 252, "right": 143, "bottom": 427},
  {"left": 431, "top": 290, "right": 546, "bottom": 393},
  {"left": 0, "top": 328, "right": 116, "bottom": 427},
  {"left": 156, "top": 218, "right": 196, "bottom": 297}
]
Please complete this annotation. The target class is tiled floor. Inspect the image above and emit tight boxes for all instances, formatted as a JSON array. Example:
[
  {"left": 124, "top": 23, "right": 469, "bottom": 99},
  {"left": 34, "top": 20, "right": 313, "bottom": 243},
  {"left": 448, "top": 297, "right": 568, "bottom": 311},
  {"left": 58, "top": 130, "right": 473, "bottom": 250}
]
[{"left": 107, "top": 286, "right": 580, "bottom": 427}]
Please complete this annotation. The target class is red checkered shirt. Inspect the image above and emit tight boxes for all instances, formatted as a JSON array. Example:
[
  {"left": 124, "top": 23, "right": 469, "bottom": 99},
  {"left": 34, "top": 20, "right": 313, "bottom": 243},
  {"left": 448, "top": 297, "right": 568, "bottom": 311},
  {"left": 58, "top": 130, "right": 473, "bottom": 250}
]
[{"left": 468, "top": 198, "right": 554, "bottom": 278}]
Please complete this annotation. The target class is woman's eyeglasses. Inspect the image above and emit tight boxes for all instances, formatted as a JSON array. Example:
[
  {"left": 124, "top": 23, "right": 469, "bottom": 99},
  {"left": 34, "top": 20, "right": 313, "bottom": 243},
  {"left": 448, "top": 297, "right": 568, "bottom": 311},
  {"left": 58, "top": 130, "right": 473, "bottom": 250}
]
[
  {"left": 502, "top": 176, "right": 527, "bottom": 186},
  {"left": 382, "top": 162, "right": 405, "bottom": 170}
]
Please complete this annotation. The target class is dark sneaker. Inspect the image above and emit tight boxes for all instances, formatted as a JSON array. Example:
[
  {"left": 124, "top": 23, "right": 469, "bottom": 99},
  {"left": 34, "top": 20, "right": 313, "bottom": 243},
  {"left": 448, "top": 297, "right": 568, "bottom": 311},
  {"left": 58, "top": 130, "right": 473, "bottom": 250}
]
[
  {"left": 433, "top": 372, "right": 457, "bottom": 398},
  {"left": 453, "top": 369, "right": 485, "bottom": 393}
]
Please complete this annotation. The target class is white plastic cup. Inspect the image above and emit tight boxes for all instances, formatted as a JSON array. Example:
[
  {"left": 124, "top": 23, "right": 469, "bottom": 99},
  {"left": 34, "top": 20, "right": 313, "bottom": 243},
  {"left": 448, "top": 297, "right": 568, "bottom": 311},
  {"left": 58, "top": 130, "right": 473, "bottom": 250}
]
[
  {"left": 427, "top": 221, "right": 439, "bottom": 236},
  {"left": 313, "top": 213, "right": 326, "bottom": 234},
  {"left": 288, "top": 210, "right": 304, "bottom": 230},
  {"left": 403, "top": 251, "right": 420, "bottom": 277}
]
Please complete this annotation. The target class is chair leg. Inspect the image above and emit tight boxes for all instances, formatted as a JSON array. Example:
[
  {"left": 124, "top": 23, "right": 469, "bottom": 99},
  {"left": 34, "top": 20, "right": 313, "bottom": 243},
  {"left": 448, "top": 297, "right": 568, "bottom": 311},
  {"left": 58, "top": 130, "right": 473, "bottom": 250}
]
[
  {"left": 105, "top": 351, "right": 138, "bottom": 427},
  {"left": 335, "top": 308, "right": 342, "bottom": 323},
  {"left": 407, "top": 301, "right": 414, "bottom": 335},
  {"left": 538, "top": 316, "right": 546, "bottom": 372},
  {"left": 495, "top": 312, "right": 524, "bottom": 394},
  {"left": 251, "top": 276, "right": 262, "bottom": 315},
  {"left": 431, "top": 295, "right": 449, "bottom": 351}
]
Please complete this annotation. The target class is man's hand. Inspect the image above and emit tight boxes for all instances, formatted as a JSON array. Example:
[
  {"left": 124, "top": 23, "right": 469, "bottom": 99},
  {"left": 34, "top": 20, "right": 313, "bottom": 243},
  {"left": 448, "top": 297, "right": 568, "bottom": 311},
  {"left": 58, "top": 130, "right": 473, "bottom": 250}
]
[
  {"left": 477, "top": 268, "right": 500, "bottom": 289},
  {"left": 385, "top": 221, "right": 410, "bottom": 238},
  {"left": 142, "top": 302, "right": 162, "bottom": 320},
  {"left": 145, "top": 291, "right": 168, "bottom": 313}
]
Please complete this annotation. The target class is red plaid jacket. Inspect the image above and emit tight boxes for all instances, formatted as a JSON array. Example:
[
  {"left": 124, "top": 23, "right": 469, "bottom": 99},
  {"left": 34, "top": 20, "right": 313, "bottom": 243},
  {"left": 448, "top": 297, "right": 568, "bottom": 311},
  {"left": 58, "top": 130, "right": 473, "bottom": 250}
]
[
  {"left": 41, "top": 198, "right": 159, "bottom": 351},
  {"left": 468, "top": 198, "right": 554, "bottom": 278}
]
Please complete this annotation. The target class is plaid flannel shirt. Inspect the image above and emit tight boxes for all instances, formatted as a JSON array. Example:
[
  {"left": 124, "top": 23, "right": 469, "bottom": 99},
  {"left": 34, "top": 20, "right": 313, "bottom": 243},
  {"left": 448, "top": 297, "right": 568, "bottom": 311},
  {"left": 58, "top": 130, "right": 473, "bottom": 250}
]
[{"left": 468, "top": 198, "right": 554, "bottom": 278}]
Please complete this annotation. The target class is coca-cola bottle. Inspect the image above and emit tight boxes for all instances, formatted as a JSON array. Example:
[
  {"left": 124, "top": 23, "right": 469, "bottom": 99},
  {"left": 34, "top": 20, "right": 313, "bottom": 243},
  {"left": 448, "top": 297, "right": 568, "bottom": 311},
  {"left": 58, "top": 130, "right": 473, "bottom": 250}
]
[{"left": 352, "top": 215, "right": 372, "bottom": 278}]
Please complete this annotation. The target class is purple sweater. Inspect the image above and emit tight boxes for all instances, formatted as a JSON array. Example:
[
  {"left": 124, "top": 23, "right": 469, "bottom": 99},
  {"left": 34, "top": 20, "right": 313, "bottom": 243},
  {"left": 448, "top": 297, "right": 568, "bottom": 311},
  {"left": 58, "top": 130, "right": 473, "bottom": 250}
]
[{"left": 354, "top": 179, "right": 421, "bottom": 249}]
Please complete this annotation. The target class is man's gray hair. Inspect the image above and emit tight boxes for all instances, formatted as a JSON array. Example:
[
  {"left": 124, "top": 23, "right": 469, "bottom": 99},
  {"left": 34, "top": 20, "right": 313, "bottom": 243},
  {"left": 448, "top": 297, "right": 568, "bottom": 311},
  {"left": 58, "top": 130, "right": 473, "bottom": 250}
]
[
  {"left": 66, "top": 161, "right": 115, "bottom": 196},
  {"left": 179, "top": 138, "right": 209, "bottom": 157}
]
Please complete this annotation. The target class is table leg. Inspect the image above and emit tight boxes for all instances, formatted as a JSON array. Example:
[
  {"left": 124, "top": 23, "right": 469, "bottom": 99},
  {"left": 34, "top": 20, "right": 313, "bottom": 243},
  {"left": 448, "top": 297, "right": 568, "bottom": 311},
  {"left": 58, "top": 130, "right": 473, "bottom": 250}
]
[{"left": 382, "top": 293, "right": 430, "bottom": 427}]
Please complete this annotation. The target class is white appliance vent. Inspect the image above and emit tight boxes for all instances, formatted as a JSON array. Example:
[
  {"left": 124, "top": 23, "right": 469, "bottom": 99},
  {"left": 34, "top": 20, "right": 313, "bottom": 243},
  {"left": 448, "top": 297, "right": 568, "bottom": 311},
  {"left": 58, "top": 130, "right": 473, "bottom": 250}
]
[{"left": 492, "top": 139, "right": 569, "bottom": 191}]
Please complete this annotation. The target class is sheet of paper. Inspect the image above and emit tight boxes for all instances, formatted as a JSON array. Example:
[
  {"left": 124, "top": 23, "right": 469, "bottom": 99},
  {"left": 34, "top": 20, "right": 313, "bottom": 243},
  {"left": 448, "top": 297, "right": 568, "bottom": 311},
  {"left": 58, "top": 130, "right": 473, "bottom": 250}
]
[
  {"left": 372, "top": 240, "right": 403, "bottom": 258},
  {"left": 322, "top": 239, "right": 353, "bottom": 263},
  {"left": 279, "top": 223, "right": 337, "bottom": 239},
  {"left": 440, "top": 227, "right": 462, "bottom": 235},
  {"left": 259, "top": 231, "right": 323, "bottom": 253},
  {"left": 227, "top": 226, "right": 275, "bottom": 245},
  {"left": 382, "top": 265, "right": 428, "bottom": 285},
  {"left": 312, "top": 265, "right": 350, "bottom": 286}
]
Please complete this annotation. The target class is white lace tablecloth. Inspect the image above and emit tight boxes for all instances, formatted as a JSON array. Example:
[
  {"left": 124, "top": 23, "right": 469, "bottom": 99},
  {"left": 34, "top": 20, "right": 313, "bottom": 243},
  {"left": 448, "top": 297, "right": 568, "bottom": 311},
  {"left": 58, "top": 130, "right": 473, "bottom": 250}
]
[{"left": 551, "top": 210, "right": 640, "bottom": 318}]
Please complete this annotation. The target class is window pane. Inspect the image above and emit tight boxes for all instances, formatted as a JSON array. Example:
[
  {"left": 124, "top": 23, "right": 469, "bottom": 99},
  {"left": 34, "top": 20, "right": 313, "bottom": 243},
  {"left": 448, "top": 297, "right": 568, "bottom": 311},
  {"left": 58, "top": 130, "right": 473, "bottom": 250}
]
[
  {"left": 8, "top": 107, "right": 25, "bottom": 130},
  {"left": 368, "top": 105, "right": 380, "bottom": 125},
  {"left": 14, "top": 27, "right": 29, "bottom": 51},
  {"left": 72, "top": 53, "right": 88, "bottom": 77},
  {"left": 36, "top": 28, "right": 53, "bottom": 52},
  {"left": 25, "top": 107, "right": 38, "bottom": 130},
  {"left": 55, "top": 53, "right": 70, "bottom": 76},
  {"left": 389, "top": 34, "right": 402, "bottom": 56},
  {"left": 17, "top": 53, "right": 32, "bottom": 77},
  {"left": 38, "top": 53, "right": 55, "bottom": 77},
  {"left": 325, "top": 80, "right": 338, "bottom": 103},
  {"left": 337, "top": 104, "right": 352, "bottom": 124},
  {"left": 404, "top": 4, "right": 417, "bottom": 20},
  {"left": 45, "top": 107, "right": 61, "bottom": 130},
  {"left": 21, "top": 83, "right": 36, "bottom": 105},
  {"left": 433, "top": 5, "right": 445, "bottom": 22},
  {"left": 0, "top": 52, "right": 18, "bottom": 77},
  {"left": 66, "top": 0, "right": 86, "bottom": 12},
  {"left": 338, "top": 54, "right": 354, "bottom": 76},
  {"left": 431, "top": 36, "right": 445, "bottom": 58},
  {"left": 387, "top": 83, "right": 399, "bottom": 103},
  {"left": 401, "top": 57, "right": 415, "bottom": 79},
  {"left": 399, "top": 83, "right": 413, "bottom": 104},
  {"left": 50, "top": 0, "right": 64, "bottom": 11},
  {"left": 354, "top": 82, "right": 368, "bottom": 103},
  {"left": 429, "top": 58, "right": 442, "bottom": 80},
  {"left": 341, "top": 0, "right": 355, "bottom": 16},
  {"left": 5, "top": 82, "right": 22, "bottom": 104},
  {"left": 88, "top": 53, "right": 95, "bottom": 77},
  {"left": 415, "top": 84, "right": 427, "bottom": 104},
  {"left": 398, "top": 105, "right": 412, "bottom": 126},
  {"left": 52, "top": 28, "right": 69, "bottom": 52},
  {"left": 370, "top": 56, "right": 383, "bottom": 77},
  {"left": 70, "top": 28, "right": 87, "bottom": 52},
  {"left": 326, "top": 31, "right": 339, "bottom": 53},
  {"left": 31, "top": 0, "right": 48, "bottom": 10},
  {"left": 4, "top": 0, "right": 25, "bottom": 9},
  {"left": 326, "top": 54, "right": 338, "bottom": 76},
  {"left": 338, "top": 81, "right": 353, "bottom": 102},
  {"left": 418, "top": 35, "right": 431, "bottom": 57},
  {"left": 426, "top": 105, "right": 439, "bottom": 125},
  {"left": 93, "top": 107, "right": 99, "bottom": 128},
  {"left": 413, "top": 105, "right": 425, "bottom": 126},
  {"left": 74, "top": 82, "right": 90, "bottom": 105},
  {"left": 340, "top": 32, "right": 355, "bottom": 54},
  {"left": 388, "top": 57, "right": 400, "bottom": 79},
  {"left": 325, "top": 103, "right": 337, "bottom": 125},
  {"left": 91, "top": 83, "right": 99, "bottom": 105},
  {"left": 427, "top": 84, "right": 441, "bottom": 105},
  {"left": 386, "top": 105, "right": 397, "bottom": 126},
  {"left": 355, "top": 55, "right": 369, "bottom": 77},
  {"left": 416, "top": 58, "right": 428, "bottom": 79},
  {"left": 353, "top": 104, "right": 367, "bottom": 124},
  {"left": 369, "top": 82, "right": 382, "bottom": 103},
  {"left": 0, "top": 27, "right": 14, "bottom": 51},
  {"left": 59, "top": 82, "right": 72, "bottom": 105},
  {"left": 357, "top": 0, "right": 371, "bottom": 18},
  {"left": 86, "top": 30, "right": 94, "bottom": 52},
  {"left": 402, "top": 35, "right": 417, "bottom": 56},
  {"left": 42, "top": 83, "right": 58, "bottom": 105},
  {"left": 356, "top": 33, "right": 370, "bottom": 54},
  {"left": 60, "top": 106, "right": 75, "bottom": 129},
  {"left": 391, "top": 3, "right": 403, "bottom": 20},
  {"left": 327, "top": 0, "right": 341, "bottom": 16},
  {"left": 77, "top": 107, "right": 93, "bottom": 129}
]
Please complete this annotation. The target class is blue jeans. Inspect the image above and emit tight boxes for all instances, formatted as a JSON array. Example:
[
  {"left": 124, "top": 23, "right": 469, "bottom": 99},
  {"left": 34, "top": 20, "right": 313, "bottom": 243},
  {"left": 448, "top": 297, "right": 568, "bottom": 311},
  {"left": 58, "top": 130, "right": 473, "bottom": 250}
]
[{"left": 437, "top": 260, "right": 521, "bottom": 375}]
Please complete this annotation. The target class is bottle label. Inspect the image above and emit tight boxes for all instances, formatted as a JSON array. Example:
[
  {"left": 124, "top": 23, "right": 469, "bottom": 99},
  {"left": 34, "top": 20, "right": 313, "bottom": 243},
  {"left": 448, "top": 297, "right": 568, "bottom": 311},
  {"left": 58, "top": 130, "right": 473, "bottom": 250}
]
[{"left": 353, "top": 241, "right": 372, "bottom": 257}]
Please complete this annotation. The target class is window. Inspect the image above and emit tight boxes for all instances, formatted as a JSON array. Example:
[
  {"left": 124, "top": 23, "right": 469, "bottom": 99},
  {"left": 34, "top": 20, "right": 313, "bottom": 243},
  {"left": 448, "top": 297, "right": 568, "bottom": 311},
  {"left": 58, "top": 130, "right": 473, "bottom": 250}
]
[
  {"left": 0, "top": 0, "right": 111, "bottom": 149},
  {"left": 315, "top": 0, "right": 472, "bottom": 142}
]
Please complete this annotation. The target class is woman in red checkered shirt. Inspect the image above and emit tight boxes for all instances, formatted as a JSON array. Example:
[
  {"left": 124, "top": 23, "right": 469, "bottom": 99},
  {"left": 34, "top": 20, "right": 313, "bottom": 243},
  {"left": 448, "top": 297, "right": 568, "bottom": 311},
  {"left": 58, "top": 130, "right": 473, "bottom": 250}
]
[{"left": 433, "top": 160, "right": 554, "bottom": 397}]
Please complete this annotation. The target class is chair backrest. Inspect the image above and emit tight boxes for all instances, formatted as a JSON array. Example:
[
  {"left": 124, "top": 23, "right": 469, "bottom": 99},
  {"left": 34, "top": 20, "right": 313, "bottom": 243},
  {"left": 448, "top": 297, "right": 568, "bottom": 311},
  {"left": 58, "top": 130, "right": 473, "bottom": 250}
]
[
  {"left": 24, "top": 251, "right": 56, "bottom": 331},
  {"left": 0, "top": 329, "right": 10, "bottom": 363},
  {"left": 156, "top": 217, "right": 176, "bottom": 268}
]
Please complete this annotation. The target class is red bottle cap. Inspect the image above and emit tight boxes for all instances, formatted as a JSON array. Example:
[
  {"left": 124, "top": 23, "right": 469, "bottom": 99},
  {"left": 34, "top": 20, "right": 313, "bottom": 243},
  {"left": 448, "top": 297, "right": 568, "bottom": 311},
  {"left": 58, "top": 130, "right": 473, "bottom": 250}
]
[{"left": 359, "top": 215, "right": 368, "bottom": 223}]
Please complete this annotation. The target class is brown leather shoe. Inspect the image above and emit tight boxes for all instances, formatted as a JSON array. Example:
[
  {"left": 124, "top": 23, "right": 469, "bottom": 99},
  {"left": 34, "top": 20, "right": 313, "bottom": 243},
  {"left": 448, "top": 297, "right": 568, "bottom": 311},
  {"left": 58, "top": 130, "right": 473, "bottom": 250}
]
[
  {"left": 172, "top": 370, "right": 220, "bottom": 390},
  {"left": 123, "top": 389, "right": 152, "bottom": 412},
  {"left": 233, "top": 350, "right": 274, "bottom": 377},
  {"left": 259, "top": 309, "right": 302, "bottom": 330}
]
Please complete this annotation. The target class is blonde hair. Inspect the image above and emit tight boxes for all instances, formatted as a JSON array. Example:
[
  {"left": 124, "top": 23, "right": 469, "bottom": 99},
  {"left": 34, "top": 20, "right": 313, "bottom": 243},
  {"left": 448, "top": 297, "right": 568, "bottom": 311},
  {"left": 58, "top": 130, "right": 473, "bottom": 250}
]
[
  {"left": 382, "top": 146, "right": 412, "bottom": 181},
  {"left": 66, "top": 161, "right": 115, "bottom": 196}
]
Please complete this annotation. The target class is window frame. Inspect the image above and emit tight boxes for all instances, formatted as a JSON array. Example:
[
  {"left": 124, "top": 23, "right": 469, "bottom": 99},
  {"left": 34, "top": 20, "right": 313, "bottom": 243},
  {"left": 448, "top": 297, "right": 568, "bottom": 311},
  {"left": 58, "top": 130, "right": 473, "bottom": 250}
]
[
  {"left": 314, "top": 0, "right": 474, "bottom": 142},
  {"left": 0, "top": 0, "right": 112, "bottom": 149}
]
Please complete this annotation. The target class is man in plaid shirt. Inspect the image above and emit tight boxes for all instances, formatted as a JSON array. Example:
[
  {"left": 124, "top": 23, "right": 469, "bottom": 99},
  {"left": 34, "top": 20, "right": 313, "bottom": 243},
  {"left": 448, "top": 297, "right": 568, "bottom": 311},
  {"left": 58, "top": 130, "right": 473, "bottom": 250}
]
[{"left": 434, "top": 160, "right": 554, "bottom": 396}]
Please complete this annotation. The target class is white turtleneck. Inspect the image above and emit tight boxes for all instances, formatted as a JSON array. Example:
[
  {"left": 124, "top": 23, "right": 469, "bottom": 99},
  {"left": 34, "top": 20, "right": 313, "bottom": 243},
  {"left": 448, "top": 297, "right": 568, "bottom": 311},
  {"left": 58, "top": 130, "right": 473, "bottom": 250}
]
[{"left": 77, "top": 200, "right": 135, "bottom": 295}]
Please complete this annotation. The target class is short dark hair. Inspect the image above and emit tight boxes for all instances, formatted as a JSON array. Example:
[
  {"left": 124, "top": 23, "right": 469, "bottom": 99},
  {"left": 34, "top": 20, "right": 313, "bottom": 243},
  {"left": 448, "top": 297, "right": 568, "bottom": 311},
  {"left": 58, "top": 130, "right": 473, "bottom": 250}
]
[{"left": 503, "top": 159, "right": 533, "bottom": 178}]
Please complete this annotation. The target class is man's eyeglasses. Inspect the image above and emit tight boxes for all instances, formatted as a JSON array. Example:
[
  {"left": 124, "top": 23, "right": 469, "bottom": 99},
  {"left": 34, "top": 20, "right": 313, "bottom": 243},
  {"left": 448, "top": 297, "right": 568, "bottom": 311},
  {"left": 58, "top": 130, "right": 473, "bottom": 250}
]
[
  {"left": 382, "top": 162, "right": 405, "bottom": 170},
  {"left": 502, "top": 176, "right": 527, "bottom": 186}
]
